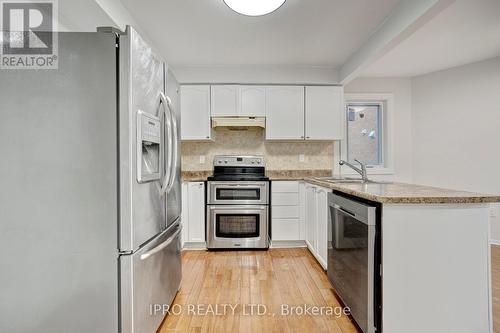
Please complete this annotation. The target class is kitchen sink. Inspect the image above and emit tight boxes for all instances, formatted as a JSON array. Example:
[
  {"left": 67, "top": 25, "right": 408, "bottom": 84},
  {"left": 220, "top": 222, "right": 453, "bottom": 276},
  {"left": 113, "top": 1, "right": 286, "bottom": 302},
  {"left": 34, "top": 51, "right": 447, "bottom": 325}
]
[{"left": 316, "top": 177, "right": 393, "bottom": 185}]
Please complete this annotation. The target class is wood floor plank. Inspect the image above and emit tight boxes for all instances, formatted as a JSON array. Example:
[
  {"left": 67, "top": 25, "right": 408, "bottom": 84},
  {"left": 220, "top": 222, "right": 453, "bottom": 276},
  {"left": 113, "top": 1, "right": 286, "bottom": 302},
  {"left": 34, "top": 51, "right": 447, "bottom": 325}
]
[
  {"left": 159, "top": 246, "right": 500, "bottom": 333},
  {"left": 492, "top": 245, "right": 500, "bottom": 333}
]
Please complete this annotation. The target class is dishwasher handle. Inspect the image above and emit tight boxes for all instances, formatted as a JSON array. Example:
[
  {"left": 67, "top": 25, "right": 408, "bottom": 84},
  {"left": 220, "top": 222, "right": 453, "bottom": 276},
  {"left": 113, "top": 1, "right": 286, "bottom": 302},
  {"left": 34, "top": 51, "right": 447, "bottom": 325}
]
[{"left": 334, "top": 205, "right": 357, "bottom": 219}]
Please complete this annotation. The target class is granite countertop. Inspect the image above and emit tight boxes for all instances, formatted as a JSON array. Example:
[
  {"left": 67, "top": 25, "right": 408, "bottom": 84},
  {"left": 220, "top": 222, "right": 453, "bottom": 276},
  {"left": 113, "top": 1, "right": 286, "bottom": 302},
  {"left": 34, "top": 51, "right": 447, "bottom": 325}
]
[
  {"left": 305, "top": 178, "right": 500, "bottom": 204},
  {"left": 182, "top": 170, "right": 500, "bottom": 204},
  {"left": 181, "top": 169, "right": 333, "bottom": 182},
  {"left": 181, "top": 171, "right": 211, "bottom": 182},
  {"left": 266, "top": 169, "right": 332, "bottom": 180}
]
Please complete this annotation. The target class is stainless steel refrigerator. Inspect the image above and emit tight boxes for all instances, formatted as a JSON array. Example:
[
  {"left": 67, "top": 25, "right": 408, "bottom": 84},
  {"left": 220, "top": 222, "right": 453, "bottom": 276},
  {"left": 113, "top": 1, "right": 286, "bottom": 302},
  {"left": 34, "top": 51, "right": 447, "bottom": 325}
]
[{"left": 0, "top": 26, "right": 182, "bottom": 333}]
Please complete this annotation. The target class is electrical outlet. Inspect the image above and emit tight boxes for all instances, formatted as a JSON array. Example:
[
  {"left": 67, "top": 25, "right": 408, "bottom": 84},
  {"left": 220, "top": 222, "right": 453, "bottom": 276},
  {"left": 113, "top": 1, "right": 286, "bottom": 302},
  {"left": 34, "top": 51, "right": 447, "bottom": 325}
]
[
  {"left": 299, "top": 154, "right": 305, "bottom": 162},
  {"left": 490, "top": 206, "right": 498, "bottom": 217},
  {"left": 199, "top": 155, "right": 205, "bottom": 164}
]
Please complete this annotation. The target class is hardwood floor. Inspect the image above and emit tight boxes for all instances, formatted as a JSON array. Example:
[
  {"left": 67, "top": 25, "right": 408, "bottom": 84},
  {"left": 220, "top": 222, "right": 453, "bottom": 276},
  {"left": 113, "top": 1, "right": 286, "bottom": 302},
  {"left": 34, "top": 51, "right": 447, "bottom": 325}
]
[
  {"left": 158, "top": 248, "right": 360, "bottom": 333},
  {"left": 159, "top": 246, "right": 500, "bottom": 333},
  {"left": 493, "top": 245, "right": 500, "bottom": 333}
]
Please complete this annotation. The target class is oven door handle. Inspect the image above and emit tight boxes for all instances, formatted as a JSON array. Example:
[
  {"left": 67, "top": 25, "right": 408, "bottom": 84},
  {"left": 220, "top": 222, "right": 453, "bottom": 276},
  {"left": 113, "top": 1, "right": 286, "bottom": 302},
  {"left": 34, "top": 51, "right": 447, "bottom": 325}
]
[
  {"left": 213, "top": 184, "right": 264, "bottom": 188},
  {"left": 209, "top": 205, "right": 268, "bottom": 211}
]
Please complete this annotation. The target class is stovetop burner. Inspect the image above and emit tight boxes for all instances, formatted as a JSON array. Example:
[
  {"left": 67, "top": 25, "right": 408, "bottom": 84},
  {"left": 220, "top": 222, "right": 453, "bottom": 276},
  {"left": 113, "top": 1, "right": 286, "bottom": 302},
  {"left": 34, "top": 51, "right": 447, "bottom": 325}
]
[
  {"left": 208, "top": 155, "right": 268, "bottom": 181},
  {"left": 207, "top": 175, "right": 269, "bottom": 181}
]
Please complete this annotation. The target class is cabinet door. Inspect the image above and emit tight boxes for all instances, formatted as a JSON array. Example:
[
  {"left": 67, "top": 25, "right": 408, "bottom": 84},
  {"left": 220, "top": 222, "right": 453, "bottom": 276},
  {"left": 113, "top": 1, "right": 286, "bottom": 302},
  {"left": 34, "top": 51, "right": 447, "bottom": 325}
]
[
  {"left": 316, "top": 187, "right": 328, "bottom": 269},
  {"left": 305, "top": 184, "right": 317, "bottom": 253},
  {"left": 211, "top": 85, "right": 239, "bottom": 116},
  {"left": 187, "top": 182, "right": 205, "bottom": 242},
  {"left": 180, "top": 85, "right": 211, "bottom": 140},
  {"left": 240, "top": 85, "right": 266, "bottom": 116},
  {"left": 266, "top": 86, "right": 305, "bottom": 140},
  {"left": 305, "top": 86, "right": 343, "bottom": 140}
]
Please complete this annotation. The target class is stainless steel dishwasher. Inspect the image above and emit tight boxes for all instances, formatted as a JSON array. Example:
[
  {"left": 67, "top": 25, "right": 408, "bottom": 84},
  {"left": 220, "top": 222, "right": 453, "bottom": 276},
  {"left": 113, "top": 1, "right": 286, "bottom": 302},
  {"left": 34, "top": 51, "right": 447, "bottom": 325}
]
[{"left": 327, "top": 192, "right": 378, "bottom": 333}]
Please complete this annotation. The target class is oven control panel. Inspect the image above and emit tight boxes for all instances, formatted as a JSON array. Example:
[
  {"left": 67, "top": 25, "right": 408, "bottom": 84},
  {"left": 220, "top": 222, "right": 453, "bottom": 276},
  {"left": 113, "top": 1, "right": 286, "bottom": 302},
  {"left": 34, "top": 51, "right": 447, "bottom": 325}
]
[{"left": 213, "top": 155, "right": 264, "bottom": 167}]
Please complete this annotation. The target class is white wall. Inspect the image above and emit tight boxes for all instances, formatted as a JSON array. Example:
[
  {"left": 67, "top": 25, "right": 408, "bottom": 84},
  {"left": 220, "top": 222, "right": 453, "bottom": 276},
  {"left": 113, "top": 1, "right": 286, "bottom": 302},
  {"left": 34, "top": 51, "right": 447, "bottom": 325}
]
[
  {"left": 411, "top": 56, "right": 500, "bottom": 243},
  {"left": 344, "top": 78, "right": 413, "bottom": 182}
]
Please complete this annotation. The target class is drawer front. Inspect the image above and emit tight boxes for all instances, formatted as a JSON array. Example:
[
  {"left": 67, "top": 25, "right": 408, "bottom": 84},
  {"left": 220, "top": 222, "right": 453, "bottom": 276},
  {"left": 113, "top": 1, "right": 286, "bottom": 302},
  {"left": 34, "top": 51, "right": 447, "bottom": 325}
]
[
  {"left": 272, "top": 192, "right": 299, "bottom": 206},
  {"left": 272, "top": 219, "right": 300, "bottom": 241},
  {"left": 272, "top": 181, "right": 299, "bottom": 193},
  {"left": 272, "top": 205, "right": 299, "bottom": 219}
]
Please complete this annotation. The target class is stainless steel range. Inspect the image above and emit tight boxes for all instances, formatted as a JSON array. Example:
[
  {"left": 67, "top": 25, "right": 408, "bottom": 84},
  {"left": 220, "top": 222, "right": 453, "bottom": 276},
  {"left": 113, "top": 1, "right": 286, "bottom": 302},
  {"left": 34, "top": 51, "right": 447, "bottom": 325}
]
[{"left": 206, "top": 156, "right": 270, "bottom": 249}]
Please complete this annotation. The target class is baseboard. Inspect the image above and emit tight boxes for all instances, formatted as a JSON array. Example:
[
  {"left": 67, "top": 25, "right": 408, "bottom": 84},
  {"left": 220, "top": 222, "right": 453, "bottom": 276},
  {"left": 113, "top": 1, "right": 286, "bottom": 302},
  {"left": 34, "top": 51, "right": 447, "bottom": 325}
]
[
  {"left": 182, "top": 242, "right": 207, "bottom": 250},
  {"left": 270, "top": 240, "right": 307, "bottom": 248},
  {"left": 490, "top": 239, "right": 500, "bottom": 246}
]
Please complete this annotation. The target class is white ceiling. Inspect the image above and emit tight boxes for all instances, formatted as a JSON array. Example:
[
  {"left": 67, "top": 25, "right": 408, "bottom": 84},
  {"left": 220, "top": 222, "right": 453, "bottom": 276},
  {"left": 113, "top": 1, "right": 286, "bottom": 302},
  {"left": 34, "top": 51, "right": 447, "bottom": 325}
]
[
  {"left": 361, "top": 0, "right": 500, "bottom": 77},
  {"left": 120, "top": 0, "right": 401, "bottom": 68}
]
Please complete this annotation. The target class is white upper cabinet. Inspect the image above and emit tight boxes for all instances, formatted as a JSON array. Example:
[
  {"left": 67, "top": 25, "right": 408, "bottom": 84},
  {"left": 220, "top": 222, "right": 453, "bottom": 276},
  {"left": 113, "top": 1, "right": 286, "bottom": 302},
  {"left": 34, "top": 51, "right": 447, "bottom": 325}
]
[
  {"left": 240, "top": 85, "right": 266, "bottom": 116},
  {"left": 266, "top": 86, "right": 305, "bottom": 140},
  {"left": 305, "top": 86, "right": 343, "bottom": 140},
  {"left": 211, "top": 85, "right": 266, "bottom": 117},
  {"left": 180, "top": 85, "right": 211, "bottom": 140},
  {"left": 181, "top": 84, "right": 342, "bottom": 141},
  {"left": 211, "top": 85, "right": 239, "bottom": 116}
]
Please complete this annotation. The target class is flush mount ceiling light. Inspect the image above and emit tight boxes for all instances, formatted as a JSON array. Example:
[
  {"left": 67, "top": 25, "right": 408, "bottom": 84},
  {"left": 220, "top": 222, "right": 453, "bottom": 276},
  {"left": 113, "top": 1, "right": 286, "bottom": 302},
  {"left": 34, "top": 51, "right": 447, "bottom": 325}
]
[{"left": 223, "top": 0, "right": 286, "bottom": 16}]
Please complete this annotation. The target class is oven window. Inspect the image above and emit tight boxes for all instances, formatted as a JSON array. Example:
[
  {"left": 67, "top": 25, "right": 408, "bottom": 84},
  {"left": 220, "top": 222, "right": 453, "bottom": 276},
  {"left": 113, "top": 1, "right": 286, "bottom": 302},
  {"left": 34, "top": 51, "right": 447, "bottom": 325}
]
[
  {"left": 216, "top": 188, "right": 260, "bottom": 201},
  {"left": 216, "top": 214, "right": 260, "bottom": 238}
]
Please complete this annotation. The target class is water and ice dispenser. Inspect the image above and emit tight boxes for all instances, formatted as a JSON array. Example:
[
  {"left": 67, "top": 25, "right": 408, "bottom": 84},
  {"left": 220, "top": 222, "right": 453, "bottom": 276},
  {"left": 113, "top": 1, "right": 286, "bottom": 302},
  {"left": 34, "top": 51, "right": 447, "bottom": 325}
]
[{"left": 137, "top": 110, "right": 161, "bottom": 183}]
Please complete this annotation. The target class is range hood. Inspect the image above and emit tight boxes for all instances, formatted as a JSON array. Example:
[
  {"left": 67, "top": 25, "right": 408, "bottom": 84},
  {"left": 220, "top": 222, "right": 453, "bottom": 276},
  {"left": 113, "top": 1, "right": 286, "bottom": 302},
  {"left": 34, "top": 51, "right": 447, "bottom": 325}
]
[{"left": 211, "top": 117, "right": 266, "bottom": 129}]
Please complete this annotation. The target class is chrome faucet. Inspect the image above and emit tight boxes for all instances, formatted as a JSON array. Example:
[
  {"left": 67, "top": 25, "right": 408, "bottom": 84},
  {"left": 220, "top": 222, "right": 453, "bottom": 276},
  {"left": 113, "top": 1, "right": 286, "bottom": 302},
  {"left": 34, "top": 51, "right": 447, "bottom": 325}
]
[{"left": 339, "top": 159, "right": 369, "bottom": 182}]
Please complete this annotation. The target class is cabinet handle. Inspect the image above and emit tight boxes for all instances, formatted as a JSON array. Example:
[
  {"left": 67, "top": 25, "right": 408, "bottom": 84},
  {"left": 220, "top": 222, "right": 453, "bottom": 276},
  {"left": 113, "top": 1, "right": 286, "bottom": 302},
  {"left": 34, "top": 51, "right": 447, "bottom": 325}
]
[
  {"left": 301, "top": 136, "right": 304, "bottom": 139},
  {"left": 206, "top": 136, "right": 210, "bottom": 139},
  {"left": 306, "top": 136, "right": 310, "bottom": 139}
]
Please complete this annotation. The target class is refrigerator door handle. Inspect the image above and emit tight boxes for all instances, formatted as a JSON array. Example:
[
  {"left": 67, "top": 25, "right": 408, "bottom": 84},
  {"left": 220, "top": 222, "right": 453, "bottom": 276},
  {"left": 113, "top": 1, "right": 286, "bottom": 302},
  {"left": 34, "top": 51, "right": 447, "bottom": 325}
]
[
  {"left": 165, "top": 95, "right": 178, "bottom": 193},
  {"left": 140, "top": 225, "right": 182, "bottom": 261},
  {"left": 159, "top": 92, "right": 172, "bottom": 195}
]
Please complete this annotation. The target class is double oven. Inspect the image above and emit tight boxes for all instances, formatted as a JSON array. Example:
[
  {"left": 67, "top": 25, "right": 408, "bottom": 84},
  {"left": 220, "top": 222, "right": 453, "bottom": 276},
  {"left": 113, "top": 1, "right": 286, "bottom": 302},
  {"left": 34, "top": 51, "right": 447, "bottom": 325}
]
[{"left": 206, "top": 156, "right": 270, "bottom": 249}]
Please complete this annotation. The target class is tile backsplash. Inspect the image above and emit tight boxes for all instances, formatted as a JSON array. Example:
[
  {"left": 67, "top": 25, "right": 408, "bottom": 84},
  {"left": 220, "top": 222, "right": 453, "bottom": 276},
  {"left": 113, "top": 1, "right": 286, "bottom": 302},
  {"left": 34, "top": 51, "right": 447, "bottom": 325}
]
[{"left": 181, "top": 128, "right": 334, "bottom": 171}]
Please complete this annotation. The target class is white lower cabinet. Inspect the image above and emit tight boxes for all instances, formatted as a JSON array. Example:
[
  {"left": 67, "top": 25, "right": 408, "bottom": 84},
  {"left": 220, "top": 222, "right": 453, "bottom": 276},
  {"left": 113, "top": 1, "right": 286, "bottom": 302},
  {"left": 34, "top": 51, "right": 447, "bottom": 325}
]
[
  {"left": 271, "top": 181, "right": 304, "bottom": 243},
  {"left": 315, "top": 187, "right": 329, "bottom": 269},
  {"left": 181, "top": 180, "right": 329, "bottom": 257},
  {"left": 270, "top": 180, "right": 329, "bottom": 268},
  {"left": 305, "top": 183, "right": 317, "bottom": 250},
  {"left": 304, "top": 182, "right": 329, "bottom": 269},
  {"left": 181, "top": 182, "right": 206, "bottom": 248}
]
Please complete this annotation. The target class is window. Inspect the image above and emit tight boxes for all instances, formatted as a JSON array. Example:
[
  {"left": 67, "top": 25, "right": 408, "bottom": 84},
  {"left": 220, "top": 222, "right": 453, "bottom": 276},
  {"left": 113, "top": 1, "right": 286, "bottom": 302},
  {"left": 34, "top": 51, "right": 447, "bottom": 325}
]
[
  {"left": 346, "top": 103, "right": 383, "bottom": 167},
  {"left": 340, "top": 94, "right": 394, "bottom": 175}
]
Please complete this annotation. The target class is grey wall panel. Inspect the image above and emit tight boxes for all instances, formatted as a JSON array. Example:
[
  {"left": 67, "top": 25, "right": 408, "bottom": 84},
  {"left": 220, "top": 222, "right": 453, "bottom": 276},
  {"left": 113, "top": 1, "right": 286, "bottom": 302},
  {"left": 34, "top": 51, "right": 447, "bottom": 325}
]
[{"left": 0, "top": 32, "right": 118, "bottom": 333}]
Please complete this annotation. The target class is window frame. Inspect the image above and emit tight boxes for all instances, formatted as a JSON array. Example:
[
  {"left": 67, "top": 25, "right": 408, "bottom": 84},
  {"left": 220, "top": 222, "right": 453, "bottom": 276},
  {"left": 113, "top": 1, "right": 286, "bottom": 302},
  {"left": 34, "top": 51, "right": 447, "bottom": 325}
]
[{"left": 340, "top": 93, "right": 395, "bottom": 176}]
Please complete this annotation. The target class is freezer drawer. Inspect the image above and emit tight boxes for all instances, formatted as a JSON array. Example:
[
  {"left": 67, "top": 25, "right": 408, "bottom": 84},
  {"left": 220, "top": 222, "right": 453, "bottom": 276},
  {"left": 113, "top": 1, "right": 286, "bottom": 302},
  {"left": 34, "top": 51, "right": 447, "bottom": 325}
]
[{"left": 120, "top": 221, "right": 182, "bottom": 333}]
